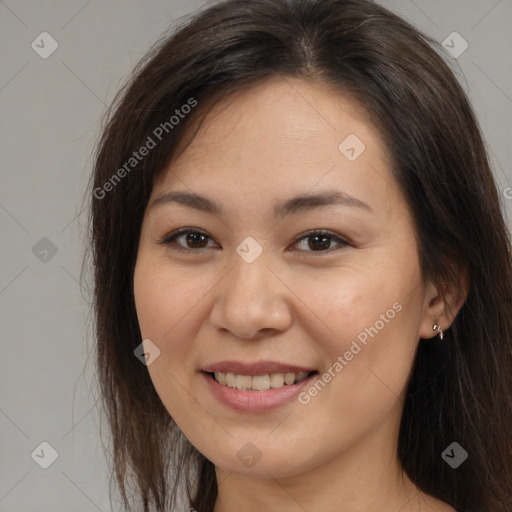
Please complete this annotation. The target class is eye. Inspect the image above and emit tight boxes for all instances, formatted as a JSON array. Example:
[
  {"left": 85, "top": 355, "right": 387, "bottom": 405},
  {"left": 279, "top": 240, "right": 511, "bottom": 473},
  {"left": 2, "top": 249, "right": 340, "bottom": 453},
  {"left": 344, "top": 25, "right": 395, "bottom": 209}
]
[
  {"left": 290, "top": 230, "right": 350, "bottom": 254},
  {"left": 158, "top": 228, "right": 218, "bottom": 253},
  {"left": 157, "top": 228, "right": 350, "bottom": 254}
]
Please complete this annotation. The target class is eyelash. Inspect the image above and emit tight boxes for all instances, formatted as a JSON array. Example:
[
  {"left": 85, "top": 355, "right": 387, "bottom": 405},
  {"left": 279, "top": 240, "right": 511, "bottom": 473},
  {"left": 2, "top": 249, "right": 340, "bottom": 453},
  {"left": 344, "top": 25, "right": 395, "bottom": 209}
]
[{"left": 157, "top": 227, "right": 351, "bottom": 256}]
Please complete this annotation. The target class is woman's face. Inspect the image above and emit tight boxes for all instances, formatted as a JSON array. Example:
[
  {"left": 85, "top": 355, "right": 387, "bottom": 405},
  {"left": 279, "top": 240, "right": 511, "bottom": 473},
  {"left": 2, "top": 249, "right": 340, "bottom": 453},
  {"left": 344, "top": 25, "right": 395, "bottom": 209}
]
[{"left": 133, "top": 76, "right": 439, "bottom": 479}]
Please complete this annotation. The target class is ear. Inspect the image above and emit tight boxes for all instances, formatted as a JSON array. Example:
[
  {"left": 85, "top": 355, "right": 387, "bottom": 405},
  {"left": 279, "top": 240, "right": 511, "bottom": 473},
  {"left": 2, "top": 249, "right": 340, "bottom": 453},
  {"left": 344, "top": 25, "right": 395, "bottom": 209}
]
[{"left": 418, "top": 264, "right": 470, "bottom": 340}]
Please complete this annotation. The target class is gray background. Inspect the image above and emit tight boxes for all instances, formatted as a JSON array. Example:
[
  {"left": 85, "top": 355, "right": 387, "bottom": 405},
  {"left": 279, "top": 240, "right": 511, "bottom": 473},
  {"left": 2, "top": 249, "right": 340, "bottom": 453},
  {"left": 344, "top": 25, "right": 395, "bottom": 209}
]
[{"left": 1, "top": 1, "right": 511, "bottom": 511}]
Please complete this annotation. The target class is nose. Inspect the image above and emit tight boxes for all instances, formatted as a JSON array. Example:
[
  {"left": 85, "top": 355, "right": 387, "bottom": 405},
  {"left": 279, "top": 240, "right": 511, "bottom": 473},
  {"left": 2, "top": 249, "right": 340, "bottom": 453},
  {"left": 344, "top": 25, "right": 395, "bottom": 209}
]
[{"left": 209, "top": 254, "right": 293, "bottom": 340}]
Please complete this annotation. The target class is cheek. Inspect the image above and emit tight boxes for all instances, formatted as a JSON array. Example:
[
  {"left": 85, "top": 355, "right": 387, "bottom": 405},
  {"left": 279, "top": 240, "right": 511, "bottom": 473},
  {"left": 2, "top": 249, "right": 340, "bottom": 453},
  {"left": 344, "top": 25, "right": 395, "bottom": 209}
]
[
  {"left": 133, "top": 259, "right": 207, "bottom": 427},
  {"left": 290, "top": 266, "right": 405, "bottom": 358},
  {"left": 133, "top": 262, "right": 193, "bottom": 399},
  {"left": 293, "top": 257, "right": 423, "bottom": 399},
  {"left": 134, "top": 256, "right": 199, "bottom": 342},
  {"left": 291, "top": 279, "right": 422, "bottom": 456}
]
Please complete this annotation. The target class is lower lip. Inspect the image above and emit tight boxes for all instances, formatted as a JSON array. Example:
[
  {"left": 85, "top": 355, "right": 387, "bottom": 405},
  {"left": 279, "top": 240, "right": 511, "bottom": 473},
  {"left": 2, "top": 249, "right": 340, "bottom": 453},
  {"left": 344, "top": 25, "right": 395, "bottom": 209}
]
[{"left": 201, "top": 371, "right": 317, "bottom": 412}]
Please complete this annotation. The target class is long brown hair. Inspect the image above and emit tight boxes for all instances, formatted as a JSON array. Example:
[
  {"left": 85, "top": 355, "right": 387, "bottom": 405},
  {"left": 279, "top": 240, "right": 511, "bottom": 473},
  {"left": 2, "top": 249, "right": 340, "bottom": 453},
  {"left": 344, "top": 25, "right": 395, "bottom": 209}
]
[{"left": 85, "top": 0, "right": 512, "bottom": 510}]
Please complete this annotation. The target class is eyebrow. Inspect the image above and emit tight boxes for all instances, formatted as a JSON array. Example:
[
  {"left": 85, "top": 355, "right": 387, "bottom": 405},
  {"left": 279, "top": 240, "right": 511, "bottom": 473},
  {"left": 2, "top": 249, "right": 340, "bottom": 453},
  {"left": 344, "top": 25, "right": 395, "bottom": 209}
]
[{"left": 149, "top": 190, "right": 374, "bottom": 217}]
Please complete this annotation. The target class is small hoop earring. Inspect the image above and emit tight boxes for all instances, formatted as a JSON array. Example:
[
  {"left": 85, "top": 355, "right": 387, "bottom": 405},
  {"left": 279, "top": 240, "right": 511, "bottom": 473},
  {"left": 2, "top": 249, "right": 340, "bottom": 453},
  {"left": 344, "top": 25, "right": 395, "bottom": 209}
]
[{"left": 433, "top": 323, "right": 444, "bottom": 340}]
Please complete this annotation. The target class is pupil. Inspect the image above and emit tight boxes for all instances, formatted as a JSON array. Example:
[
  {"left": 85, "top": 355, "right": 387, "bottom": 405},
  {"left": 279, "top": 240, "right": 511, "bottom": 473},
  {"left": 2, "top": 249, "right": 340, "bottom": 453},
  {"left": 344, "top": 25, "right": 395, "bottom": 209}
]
[
  {"left": 310, "top": 235, "right": 330, "bottom": 251},
  {"left": 187, "top": 233, "right": 206, "bottom": 248}
]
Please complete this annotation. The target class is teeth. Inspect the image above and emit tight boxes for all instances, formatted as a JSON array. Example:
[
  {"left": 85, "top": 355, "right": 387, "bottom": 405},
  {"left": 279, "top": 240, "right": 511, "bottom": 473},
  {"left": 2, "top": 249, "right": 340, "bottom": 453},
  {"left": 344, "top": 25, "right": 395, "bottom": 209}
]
[
  {"left": 269, "top": 373, "right": 284, "bottom": 388},
  {"left": 284, "top": 372, "right": 295, "bottom": 385},
  {"left": 236, "top": 374, "right": 252, "bottom": 390},
  {"left": 212, "top": 371, "right": 310, "bottom": 390},
  {"left": 225, "top": 373, "right": 236, "bottom": 388}
]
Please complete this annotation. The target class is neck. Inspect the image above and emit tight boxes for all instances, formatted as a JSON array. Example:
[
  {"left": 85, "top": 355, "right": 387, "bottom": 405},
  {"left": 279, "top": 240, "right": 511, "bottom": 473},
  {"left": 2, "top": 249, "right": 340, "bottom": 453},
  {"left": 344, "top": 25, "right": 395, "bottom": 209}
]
[
  {"left": 214, "top": 467, "right": 418, "bottom": 512},
  {"left": 212, "top": 403, "right": 426, "bottom": 512}
]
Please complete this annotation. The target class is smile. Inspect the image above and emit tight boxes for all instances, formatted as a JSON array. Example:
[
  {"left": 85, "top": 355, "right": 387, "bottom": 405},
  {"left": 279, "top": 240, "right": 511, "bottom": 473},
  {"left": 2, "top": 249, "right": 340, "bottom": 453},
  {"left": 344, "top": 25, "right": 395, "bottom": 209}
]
[
  {"left": 201, "top": 362, "right": 319, "bottom": 412},
  {"left": 212, "top": 371, "right": 312, "bottom": 391}
]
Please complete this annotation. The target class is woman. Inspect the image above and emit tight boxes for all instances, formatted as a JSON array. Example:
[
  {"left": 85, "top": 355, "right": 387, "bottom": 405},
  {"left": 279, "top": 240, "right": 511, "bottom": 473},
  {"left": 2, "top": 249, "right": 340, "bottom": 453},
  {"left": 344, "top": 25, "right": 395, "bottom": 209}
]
[{"left": 87, "top": 0, "right": 512, "bottom": 510}]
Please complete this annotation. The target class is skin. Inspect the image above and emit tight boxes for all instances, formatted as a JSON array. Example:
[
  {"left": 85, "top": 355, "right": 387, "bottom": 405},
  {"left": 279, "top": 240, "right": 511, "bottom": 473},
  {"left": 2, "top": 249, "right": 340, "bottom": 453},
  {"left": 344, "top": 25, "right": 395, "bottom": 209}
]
[{"left": 133, "top": 76, "right": 466, "bottom": 511}]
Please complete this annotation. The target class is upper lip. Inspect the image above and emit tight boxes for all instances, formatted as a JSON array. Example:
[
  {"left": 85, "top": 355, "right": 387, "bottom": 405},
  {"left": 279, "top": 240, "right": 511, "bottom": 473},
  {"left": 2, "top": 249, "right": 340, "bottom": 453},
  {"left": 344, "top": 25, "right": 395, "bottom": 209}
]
[{"left": 202, "top": 360, "right": 316, "bottom": 376}]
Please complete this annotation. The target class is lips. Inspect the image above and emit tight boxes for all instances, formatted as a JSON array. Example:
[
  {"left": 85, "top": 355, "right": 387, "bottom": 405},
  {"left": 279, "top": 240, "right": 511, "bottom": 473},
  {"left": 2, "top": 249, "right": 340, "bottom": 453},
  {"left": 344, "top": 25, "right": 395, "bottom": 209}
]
[
  {"left": 200, "top": 360, "right": 318, "bottom": 412},
  {"left": 203, "top": 370, "right": 317, "bottom": 412}
]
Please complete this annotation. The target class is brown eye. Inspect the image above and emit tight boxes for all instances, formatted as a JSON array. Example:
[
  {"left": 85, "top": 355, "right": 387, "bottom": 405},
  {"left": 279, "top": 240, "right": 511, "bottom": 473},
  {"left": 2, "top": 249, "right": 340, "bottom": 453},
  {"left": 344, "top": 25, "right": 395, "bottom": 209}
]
[
  {"left": 159, "top": 228, "right": 217, "bottom": 252},
  {"left": 307, "top": 234, "right": 332, "bottom": 251},
  {"left": 159, "top": 228, "right": 350, "bottom": 255},
  {"left": 292, "top": 230, "right": 349, "bottom": 254},
  {"left": 185, "top": 231, "right": 209, "bottom": 248}
]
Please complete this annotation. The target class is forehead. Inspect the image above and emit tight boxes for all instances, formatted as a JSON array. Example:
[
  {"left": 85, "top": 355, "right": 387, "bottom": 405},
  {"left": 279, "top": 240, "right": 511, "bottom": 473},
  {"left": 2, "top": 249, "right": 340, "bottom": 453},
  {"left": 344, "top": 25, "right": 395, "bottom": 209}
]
[{"left": 152, "top": 76, "right": 398, "bottom": 218}]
